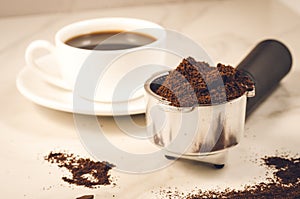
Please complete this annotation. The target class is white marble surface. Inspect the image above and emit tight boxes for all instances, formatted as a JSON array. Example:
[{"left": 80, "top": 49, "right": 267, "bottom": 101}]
[
  {"left": 1, "top": 0, "right": 300, "bottom": 198},
  {"left": 0, "top": 0, "right": 185, "bottom": 17}
]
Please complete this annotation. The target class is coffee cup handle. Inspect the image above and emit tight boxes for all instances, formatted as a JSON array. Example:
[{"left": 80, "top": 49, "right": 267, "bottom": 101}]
[{"left": 25, "top": 40, "right": 70, "bottom": 89}]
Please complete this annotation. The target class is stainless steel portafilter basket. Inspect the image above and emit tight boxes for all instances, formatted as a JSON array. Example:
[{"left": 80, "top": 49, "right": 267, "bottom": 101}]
[{"left": 144, "top": 40, "right": 292, "bottom": 168}]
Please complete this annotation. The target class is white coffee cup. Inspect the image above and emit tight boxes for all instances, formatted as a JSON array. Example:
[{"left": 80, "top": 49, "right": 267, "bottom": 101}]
[{"left": 25, "top": 17, "right": 166, "bottom": 103}]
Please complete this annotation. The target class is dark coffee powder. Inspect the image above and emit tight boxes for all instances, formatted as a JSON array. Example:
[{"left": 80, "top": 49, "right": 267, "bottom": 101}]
[
  {"left": 159, "top": 155, "right": 300, "bottom": 198},
  {"left": 155, "top": 57, "right": 254, "bottom": 107},
  {"left": 263, "top": 156, "right": 300, "bottom": 185},
  {"left": 45, "top": 152, "right": 115, "bottom": 188}
]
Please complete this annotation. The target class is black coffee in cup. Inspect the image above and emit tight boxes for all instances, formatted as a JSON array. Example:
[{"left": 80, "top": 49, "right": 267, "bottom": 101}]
[{"left": 65, "top": 30, "right": 156, "bottom": 50}]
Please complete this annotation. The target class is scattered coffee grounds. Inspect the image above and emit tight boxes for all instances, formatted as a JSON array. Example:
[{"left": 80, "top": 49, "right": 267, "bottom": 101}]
[
  {"left": 76, "top": 195, "right": 94, "bottom": 199},
  {"left": 185, "top": 183, "right": 300, "bottom": 199},
  {"left": 263, "top": 156, "right": 300, "bottom": 185},
  {"left": 155, "top": 57, "right": 254, "bottom": 107},
  {"left": 45, "top": 152, "right": 115, "bottom": 188},
  {"left": 159, "top": 155, "right": 300, "bottom": 198}
]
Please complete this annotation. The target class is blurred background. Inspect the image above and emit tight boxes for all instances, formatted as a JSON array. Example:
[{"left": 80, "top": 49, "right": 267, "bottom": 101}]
[
  {"left": 0, "top": 0, "right": 186, "bottom": 17},
  {"left": 0, "top": 0, "right": 298, "bottom": 17}
]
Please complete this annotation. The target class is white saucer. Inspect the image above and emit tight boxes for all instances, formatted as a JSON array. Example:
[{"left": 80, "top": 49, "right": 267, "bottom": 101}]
[
  {"left": 28, "top": 53, "right": 147, "bottom": 103},
  {"left": 16, "top": 67, "right": 146, "bottom": 116}
]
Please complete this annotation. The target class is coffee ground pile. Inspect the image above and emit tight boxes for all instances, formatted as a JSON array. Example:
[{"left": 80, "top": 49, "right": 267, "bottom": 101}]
[
  {"left": 155, "top": 57, "right": 254, "bottom": 107},
  {"left": 160, "top": 156, "right": 300, "bottom": 198},
  {"left": 45, "top": 152, "right": 115, "bottom": 188}
]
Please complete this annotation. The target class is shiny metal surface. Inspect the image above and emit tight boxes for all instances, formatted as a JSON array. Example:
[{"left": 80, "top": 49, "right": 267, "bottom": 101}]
[{"left": 144, "top": 71, "right": 254, "bottom": 165}]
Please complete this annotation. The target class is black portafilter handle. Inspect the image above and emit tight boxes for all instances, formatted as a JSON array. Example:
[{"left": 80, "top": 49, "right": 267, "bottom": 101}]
[{"left": 236, "top": 39, "right": 292, "bottom": 118}]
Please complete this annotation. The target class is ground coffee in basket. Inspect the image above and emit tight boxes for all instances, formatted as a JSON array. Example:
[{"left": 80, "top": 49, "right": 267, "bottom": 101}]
[{"left": 155, "top": 57, "right": 254, "bottom": 107}]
